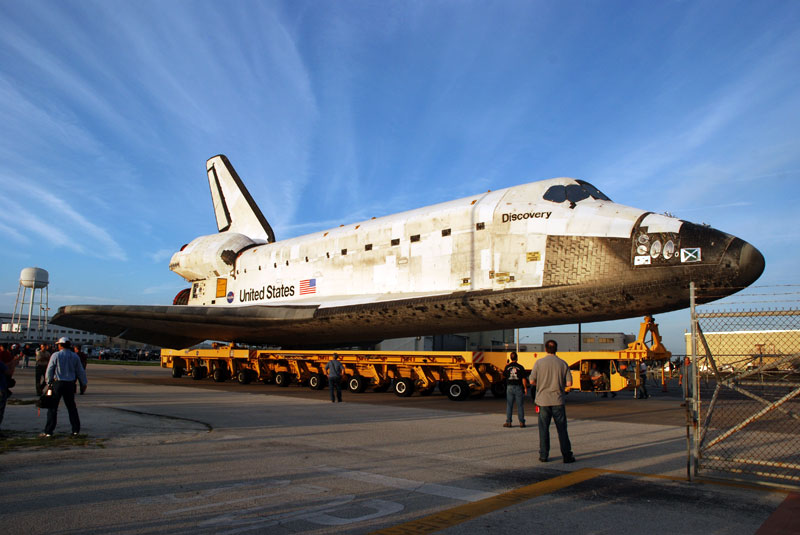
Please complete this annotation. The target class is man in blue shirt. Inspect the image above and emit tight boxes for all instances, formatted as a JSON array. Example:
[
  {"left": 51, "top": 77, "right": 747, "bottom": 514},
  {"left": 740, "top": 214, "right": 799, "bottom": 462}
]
[{"left": 41, "top": 337, "right": 88, "bottom": 437}]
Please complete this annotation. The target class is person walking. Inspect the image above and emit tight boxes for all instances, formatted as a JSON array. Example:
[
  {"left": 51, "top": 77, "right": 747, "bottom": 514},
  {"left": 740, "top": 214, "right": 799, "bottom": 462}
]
[
  {"left": 530, "top": 339, "right": 576, "bottom": 463},
  {"left": 502, "top": 352, "right": 527, "bottom": 428},
  {"left": 325, "top": 353, "right": 344, "bottom": 403},
  {"left": 35, "top": 343, "right": 52, "bottom": 396},
  {"left": 41, "top": 337, "right": 87, "bottom": 437}
]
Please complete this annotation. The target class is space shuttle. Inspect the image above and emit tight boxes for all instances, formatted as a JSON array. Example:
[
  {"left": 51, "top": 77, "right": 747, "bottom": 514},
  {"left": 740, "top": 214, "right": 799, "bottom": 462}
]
[{"left": 51, "top": 155, "right": 765, "bottom": 348}]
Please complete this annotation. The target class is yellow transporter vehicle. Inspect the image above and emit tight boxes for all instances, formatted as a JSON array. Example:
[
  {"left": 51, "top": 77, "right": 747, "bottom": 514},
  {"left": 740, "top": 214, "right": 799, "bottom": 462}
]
[
  {"left": 161, "top": 316, "right": 670, "bottom": 401},
  {"left": 162, "top": 347, "right": 502, "bottom": 400}
]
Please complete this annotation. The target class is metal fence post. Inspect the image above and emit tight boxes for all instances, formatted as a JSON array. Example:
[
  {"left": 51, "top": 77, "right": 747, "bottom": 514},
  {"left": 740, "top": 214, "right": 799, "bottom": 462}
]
[{"left": 688, "top": 282, "right": 699, "bottom": 481}]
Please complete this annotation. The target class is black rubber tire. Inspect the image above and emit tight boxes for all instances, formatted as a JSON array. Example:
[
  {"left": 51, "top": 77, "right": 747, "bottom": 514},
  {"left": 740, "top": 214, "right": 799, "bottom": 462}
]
[
  {"left": 213, "top": 368, "right": 227, "bottom": 382},
  {"left": 191, "top": 366, "right": 207, "bottom": 380},
  {"left": 238, "top": 370, "right": 252, "bottom": 385},
  {"left": 308, "top": 374, "right": 326, "bottom": 390},
  {"left": 348, "top": 376, "right": 367, "bottom": 393},
  {"left": 394, "top": 377, "right": 415, "bottom": 397},
  {"left": 274, "top": 371, "right": 291, "bottom": 387},
  {"left": 438, "top": 381, "right": 450, "bottom": 395},
  {"left": 447, "top": 380, "right": 470, "bottom": 401},
  {"left": 172, "top": 366, "right": 183, "bottom": 379},
  {"left": 490, "top": 381, "right": 507, "bottom": 398}
]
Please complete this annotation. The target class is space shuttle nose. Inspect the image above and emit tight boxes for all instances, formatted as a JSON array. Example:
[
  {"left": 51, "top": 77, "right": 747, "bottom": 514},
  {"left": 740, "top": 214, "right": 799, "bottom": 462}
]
[{"left": 735, "top": 240, "right": 765, "bottom": 288}]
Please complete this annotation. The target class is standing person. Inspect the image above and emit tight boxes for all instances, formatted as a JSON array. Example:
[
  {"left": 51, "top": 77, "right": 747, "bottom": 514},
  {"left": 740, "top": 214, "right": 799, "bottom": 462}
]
[
  {"left": 41, "top": 337, "right": 87, "bottom": 437},
  {"left": 35, "top": 343, "right": 52, "bottom": 396},
  {"left": 22, "top": 343, "right": 35, "bottom": 368},
  {"left": 530, "top": 340, "right": 576, "bottom": 464},
  {"left": 8, "top": 344, "right": 21, "bottom": 373},
  {"left": 0, "top": 343, "right": 19, "bottom": 376},
  {"left": 325, "top": 353, "right": 344, "bottom": 403},
  {"left": 502, "top": 352, "right": 527, "bottom": 428},
  {"left": 0, "top": 359, "right": 10, "bottom": 437},
  {"left": 636, "top": 360, "right": 649, "bottom": 399},
  {"left": 74, "top": 345, "right": 88, "bottom": 369},
  {"left": 589, "top": 362, "right": 615, "bottom": 398}
]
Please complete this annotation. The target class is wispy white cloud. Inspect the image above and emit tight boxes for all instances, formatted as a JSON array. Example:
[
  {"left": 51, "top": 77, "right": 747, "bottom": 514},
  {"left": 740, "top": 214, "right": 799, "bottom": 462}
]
[
  {"left": 142, "top": 282, "right": 185, "bottom": 296},
  {"left": 44, "top": 293, "right": 122, "bottom": 305},
  {"left": 0, "top": 173, "right": 127, "bottom": 260},
  {"left": 148, "top": 249, "right": 175, "bottom": 264},
  {"left": 590, "top": 26, "right": 800, "bottom": 195}
]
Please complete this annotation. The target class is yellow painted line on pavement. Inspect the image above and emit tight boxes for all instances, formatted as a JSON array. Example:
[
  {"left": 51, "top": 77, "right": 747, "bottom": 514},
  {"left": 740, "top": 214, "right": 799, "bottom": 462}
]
[
  {"left": 371, "top": 467, "right": 791, "bottom": 535},
  {"left": 369, "top": 468, "right": 604, "bottom": 535}
]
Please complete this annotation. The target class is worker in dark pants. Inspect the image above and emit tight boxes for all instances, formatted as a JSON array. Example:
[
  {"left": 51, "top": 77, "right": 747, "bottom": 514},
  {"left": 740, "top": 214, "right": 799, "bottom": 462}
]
[
  {"left": 41, "top": 337, "right": 87, "bottom": 437},
  {"left": 530, "top": 339, "right": 575, "bottom": 464},
  {"left": 35, "top": 343, "right": 52, "bottom": 396},
  {"left": 326, "top": 353, "right": 344, "bottom": 403},
  {"left": 502, "top": 352, "right": 527, "bottom": 427}
]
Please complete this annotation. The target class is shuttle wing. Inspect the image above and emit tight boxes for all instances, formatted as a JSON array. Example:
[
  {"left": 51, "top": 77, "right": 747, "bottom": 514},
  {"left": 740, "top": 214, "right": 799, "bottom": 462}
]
[{"left": 52, "top": 304, "right": 318, "bottom": 349}]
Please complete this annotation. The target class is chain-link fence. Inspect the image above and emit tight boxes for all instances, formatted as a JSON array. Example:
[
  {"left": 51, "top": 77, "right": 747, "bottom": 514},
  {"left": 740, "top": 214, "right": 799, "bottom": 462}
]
[{"left": 689, "top": 285, "right": 800, "bottom": 488}]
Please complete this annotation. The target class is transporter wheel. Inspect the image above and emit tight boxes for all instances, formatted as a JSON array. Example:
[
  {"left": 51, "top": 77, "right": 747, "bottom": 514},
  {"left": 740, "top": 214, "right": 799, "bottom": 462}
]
[
  {"left": 237, "top": 370, "right": 252, "bottom": 385},
  {"left": 447, "top": 380, "right": 470, "bottom": 401},
  {"left": 191, "top": 366, "right": 207, "bottom": 380},
  {"left": 213, "top": 368, "right": 227, "bottom": 382},
  {"left": 394, "top": 377, "right": 415, "bottom": 397},
  {"left": 348, "top": 375, "right": 367, "bottom": 393},
  {"left": 172, "top": 366, "right": 184, "bottom": 379},
  {"left": 274, "top": 371, "right": 291, "bottom": 387},
  {"left": 438, "top": 381, "right": 450, "bottom": 395},
  {"left": 490, "top": 381, "right": 507, "bottom": 398},
  {"left": 308, "top": 374, "right": 326, "bottom": 390}
]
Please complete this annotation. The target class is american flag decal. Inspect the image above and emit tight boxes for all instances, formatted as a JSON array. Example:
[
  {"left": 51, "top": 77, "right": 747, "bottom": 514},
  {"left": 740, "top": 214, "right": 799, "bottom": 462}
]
[{"left": 299, "top": 278, "right": 317, "bottom": 295}]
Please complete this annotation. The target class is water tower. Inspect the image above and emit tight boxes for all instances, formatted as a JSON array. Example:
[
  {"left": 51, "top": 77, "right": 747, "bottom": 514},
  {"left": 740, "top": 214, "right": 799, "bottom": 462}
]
[{"left": 11, "top": 267, "right": 50, "bottom": 341}]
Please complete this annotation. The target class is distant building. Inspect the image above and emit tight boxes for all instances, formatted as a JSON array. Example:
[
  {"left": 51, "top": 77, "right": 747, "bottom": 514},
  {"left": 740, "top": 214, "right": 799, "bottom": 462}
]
[
  {"left": 0, "top": 312, "right": 151, "bottom": 352},
  {"left": 377, "top": 329, "right": 515, "bottom": 352},
  {"left": 542, "top": 331, "right": 635, "bottom": 352},
  {"left": 684, "top": 330, "right": 800, "bottom": 370}
]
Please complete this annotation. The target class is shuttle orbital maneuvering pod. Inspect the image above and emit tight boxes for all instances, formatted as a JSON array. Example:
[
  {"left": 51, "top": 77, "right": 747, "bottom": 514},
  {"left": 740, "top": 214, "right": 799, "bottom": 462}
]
[{"left": 52, "top": 155, "right": 765, "bottom": 348}]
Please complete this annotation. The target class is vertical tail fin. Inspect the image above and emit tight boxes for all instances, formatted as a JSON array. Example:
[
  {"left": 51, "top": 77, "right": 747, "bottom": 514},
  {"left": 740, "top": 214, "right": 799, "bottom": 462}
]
[{"left": 206, "top": 155, "right": 275, "bottom": 243}]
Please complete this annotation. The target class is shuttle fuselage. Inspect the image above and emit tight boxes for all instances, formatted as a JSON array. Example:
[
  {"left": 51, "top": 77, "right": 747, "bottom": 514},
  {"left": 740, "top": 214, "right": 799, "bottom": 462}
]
[{"left": 51, "top": 155, "right": 764, "bottom": 348}]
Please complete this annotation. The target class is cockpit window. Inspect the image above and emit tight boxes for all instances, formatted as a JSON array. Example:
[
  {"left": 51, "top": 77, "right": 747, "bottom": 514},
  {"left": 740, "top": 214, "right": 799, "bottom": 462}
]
[
  {"left": 543, "top": 185, "right": 567, "bottom": 203},
  {"left": 565, "top": 184, "right": 590, "bottom": 203},
  {"left": 576, "top": 180, "right": 611, "bottom": 201},
  {"left": 543, "top": 181, "right": 611, "bottom": 207}
]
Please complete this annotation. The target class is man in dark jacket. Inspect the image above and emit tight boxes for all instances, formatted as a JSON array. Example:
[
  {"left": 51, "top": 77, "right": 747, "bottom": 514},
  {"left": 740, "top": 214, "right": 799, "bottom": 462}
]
[{"left": 502, "top": 352, "right": 528, "bottom": 428}]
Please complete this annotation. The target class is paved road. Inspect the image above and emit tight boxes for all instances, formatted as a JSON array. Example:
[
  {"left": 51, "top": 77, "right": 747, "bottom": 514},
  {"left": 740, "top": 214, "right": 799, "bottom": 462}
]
[
  {"left": 1, "top": 365, "right": 796, "bottom": 535},
  {"left": 109, "top": 364, "right": 690, "bottom": 425}
]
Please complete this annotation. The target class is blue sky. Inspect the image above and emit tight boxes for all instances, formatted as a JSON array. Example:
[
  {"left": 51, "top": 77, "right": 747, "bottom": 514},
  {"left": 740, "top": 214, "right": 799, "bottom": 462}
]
[{"left": 1, "top": 0, "right": 798, "bottom": 352}]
